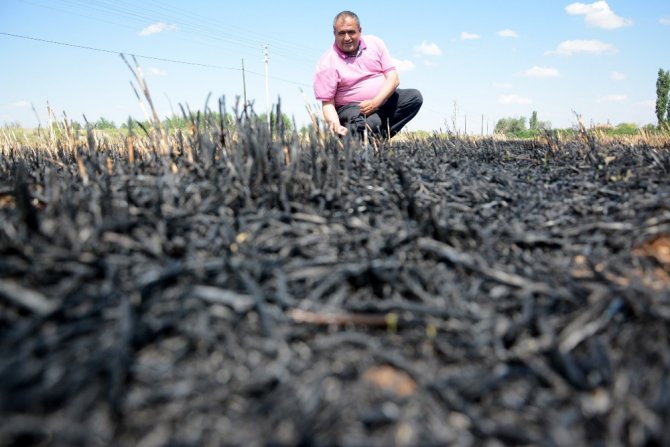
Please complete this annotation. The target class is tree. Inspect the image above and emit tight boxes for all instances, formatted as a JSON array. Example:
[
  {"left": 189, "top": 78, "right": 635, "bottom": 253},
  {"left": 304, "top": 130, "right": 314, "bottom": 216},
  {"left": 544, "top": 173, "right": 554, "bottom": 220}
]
[
  {"left": 611, "top": 122, "right": 639, "bottom": 136},
  {"left": 494, "top": 117, "right": 526, "bottom": 136},
  {"left": 655, "top": 68, "right": 670, "bottom": 128},
  {"left": 94, "top": 117, "right": 117, "bottom": 130},
  {"left": 258, "top": 112, "right": 294, "bottom": 134},
  {"left": 529, "top": 111, "right": 539, "bottom": 130},
  {"left": 2, "top": 121, "right": 22, "bottom": 129}
]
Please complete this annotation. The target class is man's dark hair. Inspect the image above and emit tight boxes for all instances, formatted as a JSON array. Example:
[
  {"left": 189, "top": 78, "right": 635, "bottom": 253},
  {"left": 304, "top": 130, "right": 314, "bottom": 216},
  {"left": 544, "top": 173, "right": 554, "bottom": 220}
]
[{"left": 333, "top": 11, "right": 360, "bottom": 30}]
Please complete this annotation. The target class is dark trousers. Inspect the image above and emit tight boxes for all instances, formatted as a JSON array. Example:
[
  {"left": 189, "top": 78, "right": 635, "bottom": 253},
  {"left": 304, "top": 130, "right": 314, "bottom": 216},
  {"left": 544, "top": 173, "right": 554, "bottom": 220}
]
[{"left": 336, "top": 88, "right": 423, "bottom": 139}]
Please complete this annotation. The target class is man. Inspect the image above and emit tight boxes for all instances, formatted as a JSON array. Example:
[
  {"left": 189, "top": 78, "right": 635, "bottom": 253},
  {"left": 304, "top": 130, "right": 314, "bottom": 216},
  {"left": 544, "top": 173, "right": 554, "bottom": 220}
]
[{"left": 314, "top": 11, "right": 423, "bottom": 139}]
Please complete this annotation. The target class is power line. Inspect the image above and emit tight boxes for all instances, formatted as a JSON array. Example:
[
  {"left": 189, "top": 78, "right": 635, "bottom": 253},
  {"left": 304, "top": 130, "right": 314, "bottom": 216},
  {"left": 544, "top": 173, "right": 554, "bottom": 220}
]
[
  {"left": 21, "top": 0, "right": 321, "bottom": 66},
  {"left": 1, "top": 31, "right": 226, "bottom": 69},
  {"left": 0, "top": 31, "right": 312, "bottom": 89}
]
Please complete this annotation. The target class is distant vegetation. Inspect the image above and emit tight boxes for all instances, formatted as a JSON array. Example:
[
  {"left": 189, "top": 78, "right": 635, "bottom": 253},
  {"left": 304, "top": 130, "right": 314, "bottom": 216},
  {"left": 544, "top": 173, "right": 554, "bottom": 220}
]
[
  {"left": 4, "top": 113, "right": 666, "bottom": 144},
  {"left": 489, "top": 67, "right": 670, "bottom": 139},
  {"left": 61, "top": 112, "right": 297, "bottom": 135},
  {"left": 0, "top": 111, "right": 305, "bottom": 144},
  {"left": 492, "top": 112, "right": 661, "bottom": 140}
]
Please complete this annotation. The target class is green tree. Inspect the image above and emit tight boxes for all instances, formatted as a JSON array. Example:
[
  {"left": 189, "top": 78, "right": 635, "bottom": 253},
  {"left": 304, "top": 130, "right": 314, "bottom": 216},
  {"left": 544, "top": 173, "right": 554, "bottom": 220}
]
[
  {"left": 258, "top": 112, "right": 294, "bottom": 134},
  {"left": 2, "top": 121, "right": 22, "bottom": 129},
  {"left": 655, "top": 68, "right": 670, "bottom": 128},
  {"left": 642, "top": 123, "right": 657, "bottom": 133},
  {"left": 69, "top": 120, "right": 83, "bottom": 132},
  {"left": 494, "top": 117, "right": 526, "bottom": 136},
  {"left": 611, "top": 122, "right": 639, "bottom": 136},
  {"left": 94, "top": 117, "right": 117, "bottom": 129},
  {"left": 163, "top": 115, "right": 190, "bottom": 129},
  {"left": 529, "top": 111, "right": 539, "bottom": 130}
]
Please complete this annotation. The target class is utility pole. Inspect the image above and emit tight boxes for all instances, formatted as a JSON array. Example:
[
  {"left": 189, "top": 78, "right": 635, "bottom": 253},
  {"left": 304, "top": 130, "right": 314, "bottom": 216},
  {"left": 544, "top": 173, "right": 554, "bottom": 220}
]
[
  {"left": 241, "top": 58, "right": 248, "bottom": 116},
  {"left": 263, "top": 44, "right": 270, "bottom": 127}
]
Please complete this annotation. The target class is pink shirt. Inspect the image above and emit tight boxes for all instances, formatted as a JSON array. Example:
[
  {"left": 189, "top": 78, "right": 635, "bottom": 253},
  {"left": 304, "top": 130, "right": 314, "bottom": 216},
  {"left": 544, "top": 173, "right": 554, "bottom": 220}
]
[{"left": 314, "top": 35, "right": 396, "bottom": 107}]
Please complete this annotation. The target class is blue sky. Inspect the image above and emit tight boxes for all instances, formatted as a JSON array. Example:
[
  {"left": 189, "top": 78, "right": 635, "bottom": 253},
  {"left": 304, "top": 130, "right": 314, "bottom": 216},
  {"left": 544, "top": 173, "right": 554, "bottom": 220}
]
[{"left": 1, "top": 1, "right": 669, "bottom": 132}]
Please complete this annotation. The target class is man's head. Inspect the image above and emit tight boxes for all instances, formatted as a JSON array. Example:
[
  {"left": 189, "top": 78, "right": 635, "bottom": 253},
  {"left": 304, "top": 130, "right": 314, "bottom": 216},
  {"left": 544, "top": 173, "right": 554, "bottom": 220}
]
[{"left": 333, "top": 11, "right": 361, "bottom": 56}]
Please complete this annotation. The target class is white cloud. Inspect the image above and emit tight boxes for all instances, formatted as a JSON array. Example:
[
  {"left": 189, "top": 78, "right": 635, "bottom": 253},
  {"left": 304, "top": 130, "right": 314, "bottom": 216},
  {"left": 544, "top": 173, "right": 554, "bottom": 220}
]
[
  {"left": 661, "top": 17, "right": 670, "bottom": 26},
  {"left": 597, "top": 94, "right": 627, "bottom": 103},
  {"left": 493, "top": 82, "right": 513, "bottom": 89},
  {"left": 139, "top": 22, "right": 178, "bottom": 36},
  {"left": 149, "top": 67, "right": 167, "bottom": 76},
  {"left": 461, "top": 32, "right": 480, "bottom": 40},
  {"left": 517, "top": 66, "right": 561, "bottom": 78},
  {"left": 566, "top": 1, "right": 632, "bottom": 29},
  {"left": 393, "top": 58, "right": 416, "bottom": 72},
  {"left": 546, "top": 39, "right": 618, "bottom": 55},
  {"left": 499, "top": 94, "right": 532, "bottom": 105},
  {"left": 610, "top": 71, "right": 626, "bottom": 81},
  {"left": 414, "top": 41, "right": 442, "bottom": 56},
  {"left": 8, "top": 100, "right": 30, "bottom": 108},
  {"left": 497, "top": 29, "right": 519, "bottom": 38}
]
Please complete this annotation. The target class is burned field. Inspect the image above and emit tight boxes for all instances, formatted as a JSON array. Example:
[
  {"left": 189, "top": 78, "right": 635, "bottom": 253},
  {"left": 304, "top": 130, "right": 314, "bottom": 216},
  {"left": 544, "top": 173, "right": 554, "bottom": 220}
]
[{"left": 1, "top": 124, "right": 670, "bottom": 446}]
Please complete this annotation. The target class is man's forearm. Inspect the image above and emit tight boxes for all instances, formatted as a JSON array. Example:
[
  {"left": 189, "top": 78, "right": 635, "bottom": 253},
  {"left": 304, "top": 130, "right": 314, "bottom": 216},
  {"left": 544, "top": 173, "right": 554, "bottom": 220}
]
[
  {"left": 322, "top": 102, "right": 340, "bottom": 127},
  {"left": 321, "top": 101, "right": 348, "bottom": 135}
]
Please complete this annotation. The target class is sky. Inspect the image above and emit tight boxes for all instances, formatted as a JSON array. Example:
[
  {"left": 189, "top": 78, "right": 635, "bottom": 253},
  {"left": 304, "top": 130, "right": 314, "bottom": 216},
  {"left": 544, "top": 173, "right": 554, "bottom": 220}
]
[{"left": 1, "top": 0, "right": 669, "bottom": 133}]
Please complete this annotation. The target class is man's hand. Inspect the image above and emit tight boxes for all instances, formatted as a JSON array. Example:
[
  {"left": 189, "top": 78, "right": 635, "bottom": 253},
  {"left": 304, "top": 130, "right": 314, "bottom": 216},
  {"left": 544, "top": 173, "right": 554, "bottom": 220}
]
[
  {"left": 359, "top": 70, "right": 399, "bottom": 116},
  {"left": 329, "top": 121, "right": 348, "bottom": 136},
  {"left": 359, "top": 99, "right": 380, "bottom": 117},
  {"left": 321, "top": 101, "right": 348, "bottom": 136}
]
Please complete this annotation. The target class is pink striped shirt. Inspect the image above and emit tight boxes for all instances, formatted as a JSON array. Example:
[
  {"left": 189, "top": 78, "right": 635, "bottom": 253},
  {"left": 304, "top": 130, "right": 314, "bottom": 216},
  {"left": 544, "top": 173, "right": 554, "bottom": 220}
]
[{"left": 314, "top": 35, "right": 396, "bottom": 107}]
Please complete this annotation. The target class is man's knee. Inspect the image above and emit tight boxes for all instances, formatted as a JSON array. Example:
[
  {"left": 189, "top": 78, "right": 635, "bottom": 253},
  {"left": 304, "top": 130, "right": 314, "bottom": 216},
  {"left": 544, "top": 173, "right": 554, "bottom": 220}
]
[{"left": 407, "top": 89, "right": 423, "bottom": 108}]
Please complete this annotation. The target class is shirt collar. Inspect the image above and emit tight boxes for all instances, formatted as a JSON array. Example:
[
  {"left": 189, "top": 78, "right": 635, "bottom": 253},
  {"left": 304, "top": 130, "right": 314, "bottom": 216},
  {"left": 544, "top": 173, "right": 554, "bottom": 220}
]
[{"left": 333, "top": 36, "right": 367, "bottom": 59}]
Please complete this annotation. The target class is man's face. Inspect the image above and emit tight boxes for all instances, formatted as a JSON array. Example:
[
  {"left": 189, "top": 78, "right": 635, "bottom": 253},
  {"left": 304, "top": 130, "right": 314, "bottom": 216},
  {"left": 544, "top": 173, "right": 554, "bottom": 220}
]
[{"left": 334, "top": 17, "right": 361, "bottom": 56}]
